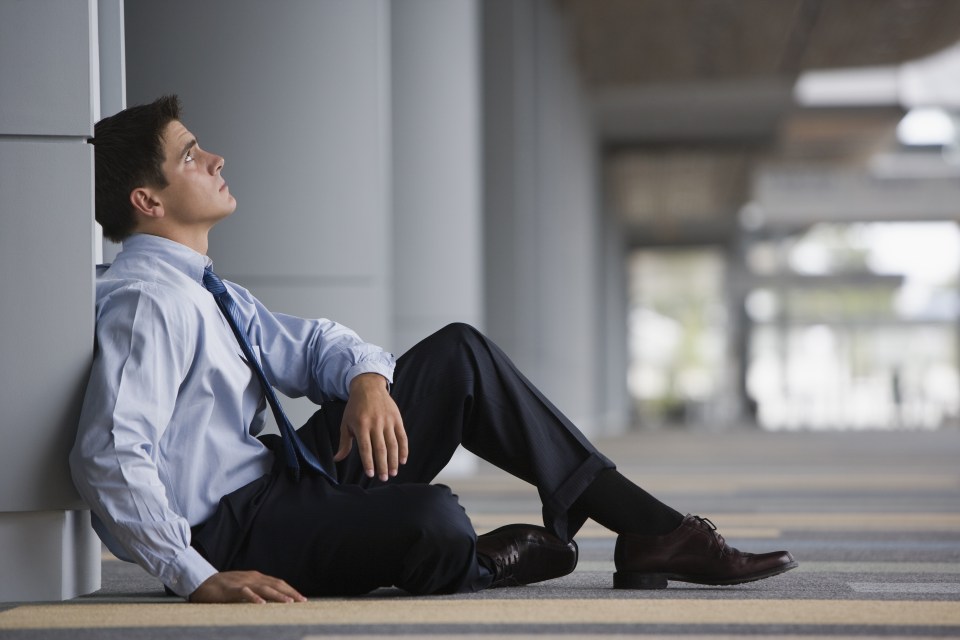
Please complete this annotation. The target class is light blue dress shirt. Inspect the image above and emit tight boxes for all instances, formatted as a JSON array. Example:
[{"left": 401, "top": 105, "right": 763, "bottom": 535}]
[{"left": 70, "top": 234, "right": 395, "bottom": 597}]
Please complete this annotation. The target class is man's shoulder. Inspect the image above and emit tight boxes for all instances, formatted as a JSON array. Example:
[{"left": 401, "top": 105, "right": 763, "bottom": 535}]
[
  {"left": 97, "top": 256, "right": 199, "bottom": 299},
  {"left": 95, "top": 275, "right": 164, "bottom": 305},
  {"left": 95, "top": 266, "right": 206, "bottom": 326}
]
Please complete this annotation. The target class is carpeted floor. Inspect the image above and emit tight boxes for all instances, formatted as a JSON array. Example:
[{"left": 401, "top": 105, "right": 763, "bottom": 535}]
[{"left": 1, "top": 427, "right": 958, "bottom": 639}]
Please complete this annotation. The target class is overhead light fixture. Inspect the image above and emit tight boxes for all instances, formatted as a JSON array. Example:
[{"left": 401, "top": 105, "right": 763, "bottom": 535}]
[
  {"left": 896, "top": 107, "right": 957, "bottom": 146},
  {"left": 793, "top": 67, "right": 899, "bottom": 107}
]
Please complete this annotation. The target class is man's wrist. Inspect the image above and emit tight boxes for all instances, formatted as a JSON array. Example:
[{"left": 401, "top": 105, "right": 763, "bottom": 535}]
[
  {"left": 349, "top": 372, "right": 389, "bottom": 393},
  {"left": 166, "top": 547, "right": 218, "bottom": 598}
]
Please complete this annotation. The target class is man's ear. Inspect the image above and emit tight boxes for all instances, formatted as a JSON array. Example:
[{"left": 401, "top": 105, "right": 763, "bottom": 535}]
[{"left": 130, "top": 186, "right": 164, "bottom": 219}]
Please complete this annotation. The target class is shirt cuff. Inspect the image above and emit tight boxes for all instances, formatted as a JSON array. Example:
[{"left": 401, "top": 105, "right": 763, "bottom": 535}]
[
  {"left": 162, "top": 546, "right": 218, "bottom": 598},
  {"left": 345, "top": 359, "right": 395, "bottom": 391}
]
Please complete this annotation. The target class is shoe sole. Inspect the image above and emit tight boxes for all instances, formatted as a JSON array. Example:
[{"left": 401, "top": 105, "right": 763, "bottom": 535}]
[{"left": 613, "top": 560, "right": 799, "bottom": 589}]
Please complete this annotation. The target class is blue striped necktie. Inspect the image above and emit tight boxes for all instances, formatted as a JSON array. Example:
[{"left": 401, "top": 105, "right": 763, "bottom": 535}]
[{"left": 202, "top": 267, "right": 334, "bottom": 482}]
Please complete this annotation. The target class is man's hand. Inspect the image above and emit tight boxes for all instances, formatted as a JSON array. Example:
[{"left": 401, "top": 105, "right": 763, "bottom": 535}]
[
  {"left": 189, "top": 570, "right": 307, "bottom": 604},
  {"left": 334, "top": 373, "right": 407, "bottom": 481}
]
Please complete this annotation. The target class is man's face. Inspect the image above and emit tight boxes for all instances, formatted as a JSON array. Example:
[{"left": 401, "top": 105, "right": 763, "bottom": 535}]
[{"left": 154, "top": 120, "right": 236, "bottom": 227}]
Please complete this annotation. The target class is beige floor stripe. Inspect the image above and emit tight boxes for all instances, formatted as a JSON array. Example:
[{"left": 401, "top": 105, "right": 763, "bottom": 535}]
[{"left": 1, "top": 599, "right": 958, "bottom": 629}]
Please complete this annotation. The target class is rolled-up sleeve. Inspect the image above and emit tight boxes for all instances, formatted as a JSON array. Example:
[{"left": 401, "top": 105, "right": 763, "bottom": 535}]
[{"left": 236, "top": 285, "right": 396, "bottom": 402}]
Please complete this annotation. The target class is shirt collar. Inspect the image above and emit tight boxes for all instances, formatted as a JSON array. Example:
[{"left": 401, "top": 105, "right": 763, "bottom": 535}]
[{"left": 119, "top": 233, "right": 213, "bottom": 283}]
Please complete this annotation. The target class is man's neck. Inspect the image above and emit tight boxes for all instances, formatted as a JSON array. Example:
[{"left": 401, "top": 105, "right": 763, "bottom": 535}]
[{"left": 135, "top": 226, "right": 210, "bottom": 256}]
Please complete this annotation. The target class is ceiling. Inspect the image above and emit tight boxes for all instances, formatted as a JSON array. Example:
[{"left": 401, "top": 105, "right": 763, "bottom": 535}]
[
  {"left": 555, "top": 0, "right": 960, "bottom": 238},
  {"left": 556, "top": 0, "right": 960, "bottom": 144},
  {"left": 559, "top": 0, "right": 960, "bottom": 86}
]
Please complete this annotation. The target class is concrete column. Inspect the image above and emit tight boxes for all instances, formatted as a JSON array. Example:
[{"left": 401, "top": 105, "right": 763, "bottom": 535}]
[
  {"left": 482, "top": 0, "right": 606, "bottom": 435},
  {"left": 597, "top": 213, "right": 631, "bottom": 435},
  {"left": 0, "top": 0, "right": 104, "bottom": 602},
  {"left": 390, "top": 1, "right": 483, "bottom": 476},
  {"left": 125, "top": 0, "right": 394, "bottom": 427},
  {"left": 391, "top": 0, "right": 482, "bottom": 352}
]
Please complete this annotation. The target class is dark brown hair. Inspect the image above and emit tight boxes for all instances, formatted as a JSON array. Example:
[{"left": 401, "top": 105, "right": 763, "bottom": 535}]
[{"left": 92, "top": 95, "right": 182, "bottom": 241}]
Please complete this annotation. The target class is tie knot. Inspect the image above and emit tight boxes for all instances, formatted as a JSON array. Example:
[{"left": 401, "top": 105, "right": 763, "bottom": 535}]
[{"left": 202, "top": 267, "right": 227, "bottom": 295}]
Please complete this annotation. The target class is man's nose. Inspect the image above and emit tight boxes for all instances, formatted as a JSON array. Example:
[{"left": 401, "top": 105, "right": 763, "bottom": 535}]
[{"left": 205, "top": 149, "right": 225, "bottom": 174}]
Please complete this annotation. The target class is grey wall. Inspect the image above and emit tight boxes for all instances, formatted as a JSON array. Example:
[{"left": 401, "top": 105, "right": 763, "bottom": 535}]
[{"left": 0, "top": 0, "right": 104, "bottom": 602}]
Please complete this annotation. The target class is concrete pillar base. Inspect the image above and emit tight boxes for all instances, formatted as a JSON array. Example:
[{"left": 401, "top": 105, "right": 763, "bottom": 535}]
[{"left": 0, "top": 510, "right": 101, "bottom": 602}]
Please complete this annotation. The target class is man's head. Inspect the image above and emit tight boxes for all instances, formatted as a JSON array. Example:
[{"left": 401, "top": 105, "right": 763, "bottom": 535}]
[
  {"left": 93, "top": 95, "right": 235, "bottom": 246},
  {"left": 93, "top": 95, "right": 183, "bottom": 241}
]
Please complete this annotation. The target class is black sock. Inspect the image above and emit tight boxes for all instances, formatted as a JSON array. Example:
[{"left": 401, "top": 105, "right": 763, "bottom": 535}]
[{"left": 570, "top": 469, "right": 684, "bottom": 536}]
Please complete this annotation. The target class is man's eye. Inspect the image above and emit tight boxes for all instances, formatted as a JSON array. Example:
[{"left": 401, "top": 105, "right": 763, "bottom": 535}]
[{"left": 185, "top": 151, "right": 194, "bottom": 163}]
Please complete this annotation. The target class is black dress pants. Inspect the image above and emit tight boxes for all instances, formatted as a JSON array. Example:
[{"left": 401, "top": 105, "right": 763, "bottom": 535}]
[{"left": 191, "top": 323, "right": 614, "bottom": 596}]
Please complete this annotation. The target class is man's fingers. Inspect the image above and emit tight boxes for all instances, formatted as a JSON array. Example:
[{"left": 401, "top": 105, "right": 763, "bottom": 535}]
[
  {"left": 273, "top": 580, "right": 307, "bottom": 603},
  {"left": 254, "top": 584, "right": 303, "bottom": 603},
  {"left": 239, "top": 585, "right": 266, "bottom": 604},
  {"left": 396, "top": 420, "right": 409, "bottom": 466},
  {"left": 191, "top": 571, "right": 307, "bottom": 604},
  {"left": 340, "top": 374, "right": 406, "bottom": 479},
  {"left": 353, "top": 424, "right": 376, "bottom": 477},
  {"left": 371, "top": 428, "right": 389, "bottom": 481},
  {"left": 385, "top": 428, "right": 399, "bottom": 477},
  {"left": 354, "top": 420, "right": 396, "bottom": 481},
  {"left": 330, "top": 414, "right": 407, "bottom": 480},
  {"left": 337, "top": 416, "right": 379, "bottom": 478},
  {"left": 248, "top": 574, "right": 306, "bottom": 603},
  {"left": 333, "top": 421, "right": 354, "bottom": 462}
]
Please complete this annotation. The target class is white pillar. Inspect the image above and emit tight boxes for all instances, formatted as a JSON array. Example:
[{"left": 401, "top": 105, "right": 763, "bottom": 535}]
[
  {"left": 598, "top": 213, "right": 631, "bottom": 436},
  {"left": 391, "top": 0, "right": 483, "bottom": 352},
  {"left": 482, "top": 0, "right": 606, "bottom": 435},
  {"left": 391, "top": 1, "right": 482, "bottom": 476},
  {"left": 0, "top": 0, "right": 104, "bottom": 602}
]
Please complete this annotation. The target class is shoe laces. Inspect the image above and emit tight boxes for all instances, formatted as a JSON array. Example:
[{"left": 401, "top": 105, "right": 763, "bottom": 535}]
[
  {"left": 497, "top": 549, "right": 519, "bottom": 571},
  {"left": 691, "top": 515, "right": 730, "bottom": 555},
  {"left": 485, "top": 547, "right": 520, "bottom": 583}
]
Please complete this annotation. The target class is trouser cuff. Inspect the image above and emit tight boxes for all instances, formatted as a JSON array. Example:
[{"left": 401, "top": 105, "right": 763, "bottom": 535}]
[{"left": 541, "top": 452, "right": 615, "bottom": 541}]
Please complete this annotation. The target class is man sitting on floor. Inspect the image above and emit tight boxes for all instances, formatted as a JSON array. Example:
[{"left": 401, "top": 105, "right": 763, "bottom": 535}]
[{"left": 71, "top": 95, "right": 796, "bottom": 603}]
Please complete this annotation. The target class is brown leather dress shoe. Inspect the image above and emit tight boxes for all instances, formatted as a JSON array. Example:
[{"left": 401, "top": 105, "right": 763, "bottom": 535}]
[
  {"left": 613, "top": 514, "right": 797, "bottom": 589},
  {"left": 476, "top": 524, "right": 578, "bottom": 588}
]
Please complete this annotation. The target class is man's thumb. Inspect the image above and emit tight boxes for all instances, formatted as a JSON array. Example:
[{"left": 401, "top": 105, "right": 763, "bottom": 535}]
[{"left": 333, "top": 423, "right": 353, "bottom": 461}]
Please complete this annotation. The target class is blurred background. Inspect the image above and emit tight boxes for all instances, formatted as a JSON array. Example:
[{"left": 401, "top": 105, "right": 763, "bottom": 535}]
[{"left": 117, "top": 0, "right": 960, "bottom": 436}]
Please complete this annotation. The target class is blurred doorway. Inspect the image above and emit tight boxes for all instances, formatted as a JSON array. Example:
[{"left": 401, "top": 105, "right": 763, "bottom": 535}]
[
  {"left": 627, "top": 248, "right": 733, "bottom": 428},
  {"left": 627, "top": 222, "right": 960, "bottom": 431},
  {"left": 744, "top": 221, "right": 960, "bottom": 430}
]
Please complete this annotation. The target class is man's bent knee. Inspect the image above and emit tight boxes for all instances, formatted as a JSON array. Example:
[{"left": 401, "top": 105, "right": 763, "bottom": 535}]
[
  {"left": 432, "top": 322, "right": 483, "bottom": 346},
  {"left": 393, "top": 484, "right": 478, "bottom": 594}
]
